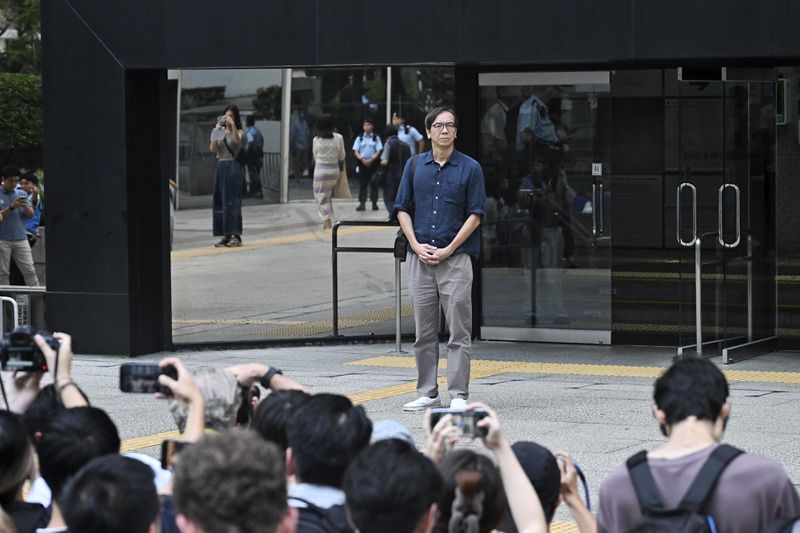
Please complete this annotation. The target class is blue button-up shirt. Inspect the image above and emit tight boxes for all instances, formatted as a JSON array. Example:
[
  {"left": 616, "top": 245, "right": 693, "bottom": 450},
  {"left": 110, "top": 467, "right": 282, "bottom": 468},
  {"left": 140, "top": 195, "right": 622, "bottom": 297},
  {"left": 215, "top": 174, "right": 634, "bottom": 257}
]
[{"left": 393, "top": 150, "right": 486, "bottom": 258}]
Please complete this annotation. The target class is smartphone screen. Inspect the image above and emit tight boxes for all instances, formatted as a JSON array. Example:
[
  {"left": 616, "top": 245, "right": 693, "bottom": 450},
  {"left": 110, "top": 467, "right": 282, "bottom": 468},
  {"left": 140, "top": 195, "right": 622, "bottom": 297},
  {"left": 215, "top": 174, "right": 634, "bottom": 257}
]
[
  {"left": 429, "top": 407, "right": 489, "bottom": 438},
  {"left": 119, "top": 364, "right": 177, "bottom": 395},
  {"left": 161, "top": 439, "right": 190, "bottom": 469}
]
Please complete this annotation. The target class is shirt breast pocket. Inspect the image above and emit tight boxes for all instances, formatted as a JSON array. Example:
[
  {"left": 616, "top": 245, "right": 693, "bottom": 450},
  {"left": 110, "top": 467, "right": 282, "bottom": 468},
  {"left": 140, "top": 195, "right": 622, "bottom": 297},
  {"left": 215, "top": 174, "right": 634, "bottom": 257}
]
[{"left": 442, "top": 179, "right": 467, "bottom": 204}]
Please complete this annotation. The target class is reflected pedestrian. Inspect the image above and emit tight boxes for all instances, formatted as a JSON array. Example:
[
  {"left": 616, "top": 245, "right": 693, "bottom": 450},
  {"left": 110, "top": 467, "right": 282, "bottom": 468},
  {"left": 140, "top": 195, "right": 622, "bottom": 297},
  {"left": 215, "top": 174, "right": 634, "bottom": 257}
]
[
  {"left": 209, "top": 104, "right": 245, "bottom": 248},
  {"left": 312, "top": 116, "right": 346, "bottom": 231},
  {"left": 392, "top": 111, "right": 425, "bottom": 155},
  {"left": 0, "top": 166, "right": 39, "bottom": 286},
  {"left": 380, "top": 124, "right": 411, "bottom": 214},
  {"left": 353, "top": 118, "right": 382, "bottom": 211}
]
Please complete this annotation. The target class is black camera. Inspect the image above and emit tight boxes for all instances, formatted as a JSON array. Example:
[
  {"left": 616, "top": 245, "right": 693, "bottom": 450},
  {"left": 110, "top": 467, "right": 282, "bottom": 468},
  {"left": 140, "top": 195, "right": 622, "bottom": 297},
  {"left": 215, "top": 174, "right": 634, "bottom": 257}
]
[
  {"left": 0, "top": 326, "right": 59, "bottom": 372},
  {"left": 119, "top": 364, "right": 178, "bottom": 395}
]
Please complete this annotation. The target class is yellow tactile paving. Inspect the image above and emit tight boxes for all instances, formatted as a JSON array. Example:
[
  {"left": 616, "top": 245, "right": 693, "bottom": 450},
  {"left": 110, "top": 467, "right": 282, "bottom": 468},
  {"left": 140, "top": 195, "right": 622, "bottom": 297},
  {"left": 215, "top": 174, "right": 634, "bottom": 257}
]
[
  {"left": 170, "top": 225, "right": 386, "bottom": 261},
  {"left": 550, "top": 523, "right": 579, "bottom": 533},
  {"left": 348, "top": 356, "right": 800, "bottom": 384},
  {"left": 251, "top": 304, "right": 414, "bottom": 337},
  {"left": 120, "top": 430, "right": 181, "bottom": 453}
]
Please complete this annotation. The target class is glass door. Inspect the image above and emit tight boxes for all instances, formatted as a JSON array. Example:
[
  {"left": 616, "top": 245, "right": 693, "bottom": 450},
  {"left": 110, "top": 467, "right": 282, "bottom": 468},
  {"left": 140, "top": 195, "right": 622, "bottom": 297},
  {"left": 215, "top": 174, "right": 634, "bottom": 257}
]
[
  {"left": 478, "top": 72, "right": 611, "bottom": 344},
  {"left": 674, "top": 77, "right": 776, "bottom": 361}
]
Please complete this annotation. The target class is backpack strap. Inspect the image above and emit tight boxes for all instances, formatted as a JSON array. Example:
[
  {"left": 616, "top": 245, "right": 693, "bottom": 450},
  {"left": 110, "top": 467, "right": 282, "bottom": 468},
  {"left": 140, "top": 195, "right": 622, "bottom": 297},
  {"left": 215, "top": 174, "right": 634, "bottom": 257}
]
[
  {"left": 626, "top": 450, "right": 667, "bottom": 513},
  {"left": 678, "top": 444, "right": 743, "bottom": 513}
]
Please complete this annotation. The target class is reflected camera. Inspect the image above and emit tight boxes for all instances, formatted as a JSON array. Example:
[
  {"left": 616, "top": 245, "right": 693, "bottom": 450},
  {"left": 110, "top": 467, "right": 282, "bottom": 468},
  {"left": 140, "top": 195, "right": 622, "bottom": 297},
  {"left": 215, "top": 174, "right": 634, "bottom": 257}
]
[
  {"left": 429, "top": 407, "right": 490, "bottom": 438},
  {"left": 119, "top": 364, "right": 177, "bottom": 395},
  {"left": 0, "top": 326, "right": 59, "bottom": 372}
]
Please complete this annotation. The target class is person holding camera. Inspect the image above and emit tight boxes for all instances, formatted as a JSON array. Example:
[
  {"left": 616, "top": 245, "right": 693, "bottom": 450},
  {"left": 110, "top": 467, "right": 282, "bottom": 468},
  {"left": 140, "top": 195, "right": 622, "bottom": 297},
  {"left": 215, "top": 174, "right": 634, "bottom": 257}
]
[
  {"left": 423, "top": 403, "right": 548, "bottom": 533},
  {"left": 0, "top": 166, "right": 39, "bottom": 286},
  {"left": 209, "top": 105, "right": 245, "bottom": 248}
]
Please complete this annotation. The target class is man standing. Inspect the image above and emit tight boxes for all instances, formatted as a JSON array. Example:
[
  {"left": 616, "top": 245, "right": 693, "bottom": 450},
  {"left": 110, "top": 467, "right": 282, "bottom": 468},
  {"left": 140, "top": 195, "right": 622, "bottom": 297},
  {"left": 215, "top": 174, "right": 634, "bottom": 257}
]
[
  {"left": 392, "top": 111, "right": 425, "bottom": 155},
  {"left": 0, "top": 166, "right": 39, "bottom": 286},
  {"left": 394, "top": 107, "right": 485, "bottom": 411},
  {"left": 597, "top": 357, "right": 800, "bottom": 532},
  {"left": 353, "top": 118, "right": 382, "bottom": 211},
  {"left": 10, "top": 173, "right": 42, "bottom": 285},
  {"left": 243, "top": 115, "right": 265, "bottom": 198}
]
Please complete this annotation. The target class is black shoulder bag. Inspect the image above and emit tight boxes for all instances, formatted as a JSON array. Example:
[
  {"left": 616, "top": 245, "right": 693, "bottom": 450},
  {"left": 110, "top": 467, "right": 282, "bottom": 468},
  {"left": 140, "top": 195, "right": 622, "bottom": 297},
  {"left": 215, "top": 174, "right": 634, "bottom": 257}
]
[{"left": 393, "top": 154, "right": 420, "bottom": 261}]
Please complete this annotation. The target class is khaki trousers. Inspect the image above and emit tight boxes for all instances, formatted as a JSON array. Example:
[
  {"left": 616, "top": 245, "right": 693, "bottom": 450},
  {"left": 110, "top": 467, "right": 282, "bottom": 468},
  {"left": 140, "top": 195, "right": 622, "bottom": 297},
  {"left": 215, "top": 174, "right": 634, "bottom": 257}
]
[
  {"left": 406, "top": 251, "right": 472, "bottom": 399},
  {"left": 0, "top": 239, "right": 39, "bottom": 286}
]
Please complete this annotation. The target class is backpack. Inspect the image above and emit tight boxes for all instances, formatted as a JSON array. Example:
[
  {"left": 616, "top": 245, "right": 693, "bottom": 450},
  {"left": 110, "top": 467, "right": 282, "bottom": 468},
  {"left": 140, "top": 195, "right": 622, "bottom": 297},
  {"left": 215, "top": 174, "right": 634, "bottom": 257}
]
[
  {"left": 291, "top": 498, "right": 353, "bottom": 533},
  {"left": 389, "top": 137, "right": 411, "bottom": 170},
  {"left": 761, "top": 518, "right": 800, "bottom": 533},
  {"left": 626, "top": 444, "right": 743, "bottom": 532}
]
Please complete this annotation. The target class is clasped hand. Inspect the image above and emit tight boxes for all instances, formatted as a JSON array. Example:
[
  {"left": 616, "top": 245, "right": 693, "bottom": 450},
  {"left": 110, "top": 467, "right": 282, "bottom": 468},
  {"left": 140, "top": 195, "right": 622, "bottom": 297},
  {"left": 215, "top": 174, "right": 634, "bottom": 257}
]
[{"left": 415, "top": 243, "right": 451, "bottom": 266}]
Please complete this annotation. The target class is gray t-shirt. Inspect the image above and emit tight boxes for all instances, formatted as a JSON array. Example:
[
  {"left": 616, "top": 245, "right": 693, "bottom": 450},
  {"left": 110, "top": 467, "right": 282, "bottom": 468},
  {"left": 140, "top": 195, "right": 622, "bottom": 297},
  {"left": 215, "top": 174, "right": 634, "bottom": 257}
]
[{"left": 598, "top": 444, "right": 800, "bottom": 533}]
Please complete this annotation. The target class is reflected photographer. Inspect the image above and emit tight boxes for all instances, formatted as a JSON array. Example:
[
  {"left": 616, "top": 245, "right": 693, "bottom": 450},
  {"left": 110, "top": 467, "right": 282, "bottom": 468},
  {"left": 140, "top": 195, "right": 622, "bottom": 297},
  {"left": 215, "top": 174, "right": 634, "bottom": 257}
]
[{"left": 209, "top": 105, "right": 245, "bottom": 248}]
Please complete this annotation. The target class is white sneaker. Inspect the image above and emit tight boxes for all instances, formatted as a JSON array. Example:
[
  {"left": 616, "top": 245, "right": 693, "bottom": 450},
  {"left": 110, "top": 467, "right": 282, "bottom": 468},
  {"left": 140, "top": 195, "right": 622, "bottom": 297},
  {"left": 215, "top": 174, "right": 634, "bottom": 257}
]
[
  {"left": 402, "top": 396, "right": 441, "bottom": 412},
  {"left": 449, "top": 398, "right": 468, "bottom": 410}
]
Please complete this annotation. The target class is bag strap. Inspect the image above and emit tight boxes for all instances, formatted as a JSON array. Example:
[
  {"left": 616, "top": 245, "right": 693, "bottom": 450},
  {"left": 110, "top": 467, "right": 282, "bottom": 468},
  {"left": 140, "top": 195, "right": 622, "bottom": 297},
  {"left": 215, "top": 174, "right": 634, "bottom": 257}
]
[
  {"left": 223, "top": 136, "right": 236, "bottom": 157},
  {"left": 678, "top": 444, "right": 743, "bottom": 513},
  {"left": 409, "top": 153, "right": 419, "bottom": 197},
  {"left": 626, "top": 450, "right": 666, "bottom": 513}
]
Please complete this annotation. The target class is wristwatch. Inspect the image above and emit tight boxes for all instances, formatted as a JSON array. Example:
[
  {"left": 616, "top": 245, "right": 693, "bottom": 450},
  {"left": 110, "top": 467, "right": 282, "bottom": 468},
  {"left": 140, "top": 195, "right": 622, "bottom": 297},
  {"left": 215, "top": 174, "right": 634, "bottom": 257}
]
[{"left": 260, "top": 366, "right": 283, "bottom": 388}]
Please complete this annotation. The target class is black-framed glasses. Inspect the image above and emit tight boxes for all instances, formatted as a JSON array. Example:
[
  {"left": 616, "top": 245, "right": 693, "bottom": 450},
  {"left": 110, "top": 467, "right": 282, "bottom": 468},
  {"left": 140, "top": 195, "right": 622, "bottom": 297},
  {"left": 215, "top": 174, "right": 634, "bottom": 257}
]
[{"left": 431, "top": 122, "right": 457, "bottom": 131}]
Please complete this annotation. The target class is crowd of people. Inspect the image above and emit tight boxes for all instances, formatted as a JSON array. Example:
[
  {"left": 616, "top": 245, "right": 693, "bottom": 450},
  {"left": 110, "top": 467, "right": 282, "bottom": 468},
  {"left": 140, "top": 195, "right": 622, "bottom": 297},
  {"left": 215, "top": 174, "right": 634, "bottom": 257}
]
[{"left": 1, "top": 329, "right": 799, "bottom": 533}]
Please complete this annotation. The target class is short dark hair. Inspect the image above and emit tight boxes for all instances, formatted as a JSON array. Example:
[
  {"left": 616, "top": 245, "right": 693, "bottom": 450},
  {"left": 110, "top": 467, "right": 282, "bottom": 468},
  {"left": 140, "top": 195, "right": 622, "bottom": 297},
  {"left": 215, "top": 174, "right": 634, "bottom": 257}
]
[
  {"left": 252, "top": 389, "right": 310, "bottom": 451},
  {"left": 384, "top": 124, "right": 398, "bottom": 138},
  {"left": 61, "top": 455, "right": 159, "bottom": 533},
  {"left": 425, "top": 106, "right": 458, "bottom": 131},
  {"left": 287, "top": 393, "right": 372, "bottom": 488},
  {"left": 0, "top": 411, "right": 34, "bottom": 505},
  {"left": 344, "top": 439, "right": 443, "bottom": 533},
  {"left": 508, "top": 442, "right": 560, "bottom": 525},
  {"left": 37, "top": 407, "right": 121, "bottom": 499},
  {"left": 316, "top": 116, "right": 335, "bottom": 139},
  {"left": 1, "top": 166, "right": 20, "bottom": 179},
  {"left": 173, "top": 431, "right": 287, "bottom": 533},
  {"left": 436, "top": 449, "right": 507, "bottom": 533},
  {"left": 654, "top": 357, "right": 730, "bottom": 427},
  {"left": 21, "top": 173, "right": 39, "bottom": 186},
  {"left": 22, "top": 384, "right": 89, "bottom": 442},
  {"left": 246, "top": 114, "right": 256, "bottom": 127}
]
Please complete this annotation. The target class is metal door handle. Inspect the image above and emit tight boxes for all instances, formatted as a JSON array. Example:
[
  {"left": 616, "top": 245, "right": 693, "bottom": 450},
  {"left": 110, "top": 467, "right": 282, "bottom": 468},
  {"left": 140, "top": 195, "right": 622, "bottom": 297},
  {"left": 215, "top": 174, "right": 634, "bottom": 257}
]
[
  {"left": 718, "top": 183, "right": 741, "bottom": 248},
  {"left": 598, "top": 181, "right": 605, "bottom": 234},
  {"left": 592, "top": 182, "right": 597, "bottom": 238},
  {"left": 677, "top": 182, "right": 697, "bottom": 247}
]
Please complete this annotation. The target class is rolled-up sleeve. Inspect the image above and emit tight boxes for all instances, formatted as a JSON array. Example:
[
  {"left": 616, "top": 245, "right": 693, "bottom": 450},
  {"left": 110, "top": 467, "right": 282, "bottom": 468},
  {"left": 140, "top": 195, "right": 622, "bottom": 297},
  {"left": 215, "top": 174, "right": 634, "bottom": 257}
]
[{"left": 465, "top": 163, "right": 486, "bottom": 217}]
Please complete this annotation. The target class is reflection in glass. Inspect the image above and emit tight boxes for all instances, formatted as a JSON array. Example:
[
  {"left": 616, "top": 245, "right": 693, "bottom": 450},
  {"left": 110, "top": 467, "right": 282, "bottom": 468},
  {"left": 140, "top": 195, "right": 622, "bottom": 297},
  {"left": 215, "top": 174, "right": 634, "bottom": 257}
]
[
  {"left": 289, "top": 68, "right": 387, "bottom": 201},
  {"left": 178, "top": 69, "right": 283, "bottom": 207},
  {"left": 479, "top": 75, "right": 611, "bottom": 334}
]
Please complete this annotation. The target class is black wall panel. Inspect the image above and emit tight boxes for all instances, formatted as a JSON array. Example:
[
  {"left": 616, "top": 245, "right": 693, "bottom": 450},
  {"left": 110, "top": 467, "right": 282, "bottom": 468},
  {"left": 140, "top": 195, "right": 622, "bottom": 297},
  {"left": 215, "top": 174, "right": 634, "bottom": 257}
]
[
  {"left": 43, "top": 0, "right": 133, "bottom": 353},
  {"left": 64, "top": 0, "right": 800, "bottom": 69},
  {"left": 42, "top": 0, "right": 800, "bottom": 353}
]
